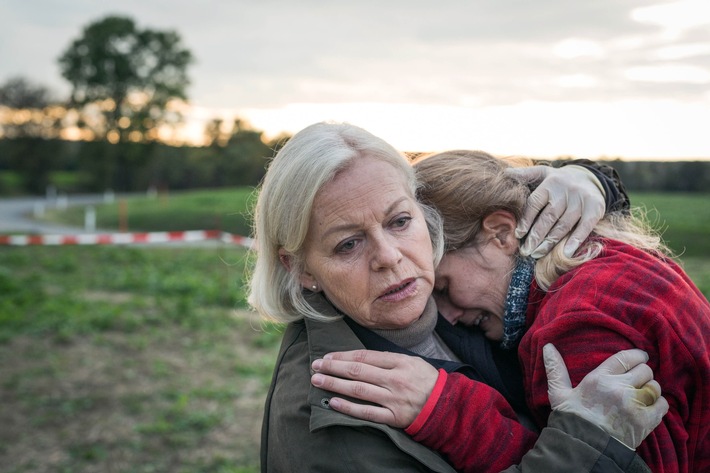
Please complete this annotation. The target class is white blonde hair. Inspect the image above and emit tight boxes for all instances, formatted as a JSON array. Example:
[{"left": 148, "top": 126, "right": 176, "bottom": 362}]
[{"left": 247, "top": 122, "right": 444, "bottom": 323}]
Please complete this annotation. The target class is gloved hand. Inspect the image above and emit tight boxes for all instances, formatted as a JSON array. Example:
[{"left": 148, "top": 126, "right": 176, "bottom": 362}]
[
  {"left": 543, "top": 343, "right": 669, "bottom": 450},
  {"left": 505, "top": 165, "right": 606, "bottom": 259}
]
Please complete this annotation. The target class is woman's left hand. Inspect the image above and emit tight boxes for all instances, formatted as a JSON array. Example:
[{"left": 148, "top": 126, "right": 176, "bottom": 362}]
[{"left": 310, "top": 350, "right": 438, "bottom": 428}]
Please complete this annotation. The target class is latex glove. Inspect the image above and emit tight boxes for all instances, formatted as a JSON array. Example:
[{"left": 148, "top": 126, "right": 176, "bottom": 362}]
[
  {"left": 310, "top": 350, "right": 438, "bottom": 428},
  {"left": 505, "top": 165, "right": 605, "bottom": 259},
  {"left": 543, "top": 343, "right": 669, "bottom": 449}
]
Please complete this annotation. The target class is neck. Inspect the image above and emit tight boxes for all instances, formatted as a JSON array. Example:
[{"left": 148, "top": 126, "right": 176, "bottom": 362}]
[
  {"left": 371, "top": 298, "right": 458, "bottom": 361},
  {"left": 371, "top": 297, "right": 438, "bottom": 348}
]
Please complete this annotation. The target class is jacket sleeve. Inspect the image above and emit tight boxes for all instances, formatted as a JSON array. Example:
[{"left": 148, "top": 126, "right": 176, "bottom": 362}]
[
  {"left": 408, "top": 371, "right": 650, "bottom": 473},
  {"left": 407, "top": 371, "right": 539, "bottom": 473},
  {"left": 502, "top": 411, "right": 651, "bottom": 473}
]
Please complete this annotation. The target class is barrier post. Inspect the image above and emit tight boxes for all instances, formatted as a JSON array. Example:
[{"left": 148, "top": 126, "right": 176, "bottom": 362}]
[
  {"left": 85, "top": 206, "right": 96, "bottom": 233},
  {"left": 119, "top": 200, "right": 128, "bottom": 233}
]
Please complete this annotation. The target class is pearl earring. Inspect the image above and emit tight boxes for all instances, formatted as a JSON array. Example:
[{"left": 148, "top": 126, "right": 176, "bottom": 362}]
[{"left": 312, "top": 285, "right": 317, "bottom": 291}]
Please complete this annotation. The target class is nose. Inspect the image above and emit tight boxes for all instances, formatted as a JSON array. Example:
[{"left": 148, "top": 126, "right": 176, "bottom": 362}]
[
  {"left": 370, "top": 233, "right": 402, "bottom": 270},
  {"left": 434, "top": 296, "right": 463, "bottom": 324}
]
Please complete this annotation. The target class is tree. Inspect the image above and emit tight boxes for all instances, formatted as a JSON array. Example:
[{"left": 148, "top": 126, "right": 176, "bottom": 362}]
[
  {"left": 0, "top": 77, "right": 61, "bottom": 139},
  {"left": 57, "top": 15, "right": 193, "bottom": 143},
  {"left": 0, "top": 77, "right": 52, "bottom": 109}
]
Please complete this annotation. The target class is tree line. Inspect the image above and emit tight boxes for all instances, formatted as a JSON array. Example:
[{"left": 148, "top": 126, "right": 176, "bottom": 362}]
[
  {"left": 1, "top": 134, "right": 709, "bottom": 196},
  {"left": 0, "top": 126, "right": 283, "bottom": 195}
]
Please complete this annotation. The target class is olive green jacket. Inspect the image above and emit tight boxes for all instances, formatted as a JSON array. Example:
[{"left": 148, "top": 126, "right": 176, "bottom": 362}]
[{"left": 260, "top": 297, "right": 650, "bottom": 472}]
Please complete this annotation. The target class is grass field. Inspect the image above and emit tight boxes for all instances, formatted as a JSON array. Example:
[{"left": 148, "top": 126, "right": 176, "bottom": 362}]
[
  {"left": 0, "top": 244, "right": 281, "bottom": 472},
  {"left": 1, "top": 188, "right": 708, "bottom": 472},
  {"left": 43, "top": 188, "right": 257, "bottom": 236}
]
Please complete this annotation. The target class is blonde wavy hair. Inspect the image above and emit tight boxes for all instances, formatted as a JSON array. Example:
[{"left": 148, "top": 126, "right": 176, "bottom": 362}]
[{"left": 412, "top": 150, "right": 670, "bottom": 290}]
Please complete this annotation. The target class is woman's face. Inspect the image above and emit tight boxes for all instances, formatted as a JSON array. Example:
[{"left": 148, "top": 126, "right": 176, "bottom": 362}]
[
  {"left": 300, "top": 156, "right": 435, "bottom": 329},
  {"left": 433, "top": 241, "right": 515, "bottom": 341}
]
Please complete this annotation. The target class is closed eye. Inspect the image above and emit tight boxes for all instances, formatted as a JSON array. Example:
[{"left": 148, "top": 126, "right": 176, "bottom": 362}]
[{"left": 434, "top": 285, "right": 448, "bottom": 296}]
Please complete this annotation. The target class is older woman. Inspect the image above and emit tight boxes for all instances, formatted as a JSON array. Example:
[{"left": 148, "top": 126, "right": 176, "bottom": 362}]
[
  {"left": 312, "top": 149, "right": 707, "bottom": 472},
  {"left": 250, "top": 123, "right": 667, "bottom": 473}
]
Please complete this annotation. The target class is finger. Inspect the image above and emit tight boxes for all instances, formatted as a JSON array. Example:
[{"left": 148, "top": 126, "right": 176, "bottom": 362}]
[
  {"left": 312, "top": 358, "right": 392, "bottom": 387},
  {"left": 311, "top": 372, "right": 390, "bottom": 404},
  {"left": 524, "top": 206, "right": 563, "bottom": 258},
  {"left": 527, "top": 238, "right": 555, "bottom": 260},
  {"left": 543, "top": 344, "right": 572, "bottom": 396},
  {"left": 505, "top": 165, "right": 549, "bottom": 185},
  {"left": 635, "top": 380, "right": 661, "bottom": 406},
  {"left": 597, "top": 348, "right": 649, "bottom": 375},
  {"left": 649, "top": 395, "right": 670, "bottom": 420},
  {"left": 622, "top": 363, "right": 654, "bottom": 389},
  {"left": 527, "top": 208, "right": 581, "bottom": 260},
  {"left": 517, "top": 189, "right": 550, "bottom": 242},
  {"left": 563, "top": 204, "right": 604, "bottom": 258},
  {"left": 327, "top": 396, "right": 397, "bottom": 425},
  {"left": 323, "top": 349, "right": 402, "bottom": 369},
  {"left": 638, "top": 394, "right": 669, "bottom": 434}
]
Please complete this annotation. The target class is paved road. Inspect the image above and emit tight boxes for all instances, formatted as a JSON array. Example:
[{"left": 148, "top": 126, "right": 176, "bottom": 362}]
[{"left": 0, "top": 194, "right": 115, "bottom": 235}]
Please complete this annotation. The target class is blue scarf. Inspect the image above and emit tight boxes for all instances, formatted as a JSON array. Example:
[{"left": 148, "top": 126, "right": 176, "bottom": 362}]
[{"left": 501, "top": 255, "right": 535, "bottom": 350}]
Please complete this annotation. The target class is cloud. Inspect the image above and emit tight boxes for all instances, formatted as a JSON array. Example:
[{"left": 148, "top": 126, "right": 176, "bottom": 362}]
[{"left": 3, "top": 0, "right": 708, "bottom": 108}]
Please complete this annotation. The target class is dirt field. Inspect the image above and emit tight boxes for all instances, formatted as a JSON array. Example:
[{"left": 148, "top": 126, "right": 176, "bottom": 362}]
[{"left": 0, "top": 308, "right": 278, "bottom": 473}]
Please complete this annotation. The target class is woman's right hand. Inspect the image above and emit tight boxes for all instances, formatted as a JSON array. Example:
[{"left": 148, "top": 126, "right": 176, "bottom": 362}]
[
  {"left": 543, "top": 343, "right": 669, "bottom": 449},
  {"left": 310, "top": 349, "right": 439, "bottom": 428}
]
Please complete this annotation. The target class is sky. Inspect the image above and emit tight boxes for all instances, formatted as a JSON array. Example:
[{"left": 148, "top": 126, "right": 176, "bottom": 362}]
[{"left": 1, "top": 0, "right": 710, "bottom": 160}]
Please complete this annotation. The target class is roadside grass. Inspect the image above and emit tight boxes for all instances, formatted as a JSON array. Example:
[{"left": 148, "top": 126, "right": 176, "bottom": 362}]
[
  {"left": 0, "top": 245, "right": 282, "bottom": 473},
  {"left": 43, "top": 187, "right": 257, "bottom": 236}
]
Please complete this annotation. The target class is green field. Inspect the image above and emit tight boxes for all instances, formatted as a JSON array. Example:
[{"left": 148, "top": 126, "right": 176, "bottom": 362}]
[
  {"left": 0, "top": 244, "right": 280, "bottom": 472},
  {"left": 1, "top": 189, "right": 708, "bottom": 472},
  {"left": 43, "top": 187, "right": 257, "bottom": 236},
  {"left": 629, "top": 192, "right": 710, "bottom": 296}
]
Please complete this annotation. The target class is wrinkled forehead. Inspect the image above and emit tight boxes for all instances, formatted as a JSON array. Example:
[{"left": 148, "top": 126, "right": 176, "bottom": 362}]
[{"left": 309, "top": 158, "right": 417, "bottom": 231}]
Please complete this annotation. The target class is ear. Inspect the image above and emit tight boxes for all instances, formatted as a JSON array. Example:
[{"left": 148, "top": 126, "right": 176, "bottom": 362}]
[
  {"left": 279, "top": 248, "right": 319, "bottom": 291},
  {"left": 278, "top": 248, "right": 292, "bottom": 272},
  {"left": 298, "top": 272, "right": 318, "bottom": 292},
  {"left": 482, "top": 211, "right": 518, "bottom": 255}
]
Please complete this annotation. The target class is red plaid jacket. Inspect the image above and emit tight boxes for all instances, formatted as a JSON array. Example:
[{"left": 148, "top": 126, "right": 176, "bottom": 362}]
[{"left": 520, "top": 239, "right": 710, "bottom": 473}]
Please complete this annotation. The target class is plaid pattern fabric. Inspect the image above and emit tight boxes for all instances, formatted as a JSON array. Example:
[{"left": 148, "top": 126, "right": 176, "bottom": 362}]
[{"left": 520, "top": 239, "right": 710, "bottom": 473}]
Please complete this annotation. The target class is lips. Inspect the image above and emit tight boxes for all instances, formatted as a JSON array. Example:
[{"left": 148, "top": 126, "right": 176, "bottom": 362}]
[
  {"left": 384, "top": 281, "right": 410, "bottom": 295},
  {"left": 378, "top": 278, "right": 416, "bottom": 301}
]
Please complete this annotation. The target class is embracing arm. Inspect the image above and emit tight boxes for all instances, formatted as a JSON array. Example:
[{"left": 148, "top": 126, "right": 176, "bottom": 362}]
[
  {"left": 503, "top": 411, "right": 652, "bottom": 473},
  {"left": 312, "top": 352, "right": 538, "bottom": 472},
  {"left": 311, "top": 346, "right": 666, "bottom": 473}
]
